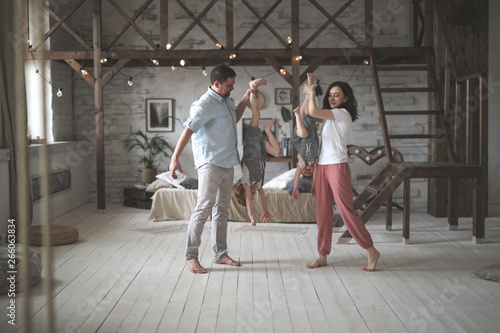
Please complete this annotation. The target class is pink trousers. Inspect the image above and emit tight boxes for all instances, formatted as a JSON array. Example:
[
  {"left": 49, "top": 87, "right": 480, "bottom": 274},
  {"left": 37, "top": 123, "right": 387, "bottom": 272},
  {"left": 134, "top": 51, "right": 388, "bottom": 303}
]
[{"left": 315, "top": 163, "right": 373, "bottom": 255}]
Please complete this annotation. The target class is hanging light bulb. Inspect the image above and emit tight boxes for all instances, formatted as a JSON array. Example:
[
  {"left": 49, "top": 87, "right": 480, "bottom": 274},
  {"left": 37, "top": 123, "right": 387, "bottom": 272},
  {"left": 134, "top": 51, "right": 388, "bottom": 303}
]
[
  {"left": 229, "top": 53, "right": 237, "bottom": 59},
  {"left": 56, "top": 88, "right": 63, "bottom": 97},
  {"left": 28, "top": 39, "right": 33, "bottom": 50},
  {"left": 151, "top": 59, "right": 159, "bottom": 66},
  {"left": 202, "top": 66, "right": 207, "bottom": 76},
  {"left": 80, "top": 67, "right": 88, "bottom": 75},
  {"left": 166, "top": 43, "right": 172, "bottom": 50},
  {"left": 216, "top": 42, "right": 222, "bottom": 49},
  {"left": 363, "top": 58, "right": 370, "bottom": 65},
  {"left": 280, "top": 68, "right": 287, "bottom": 75},
  {"left": 101, "top": 57, "right": 108, "bottom": 63},
  {"left": 295, "top": 55, "right": 302, "bottom": 61},
  {"left": 127, "top": 77, "right": 133, "bottom": 86},
  {"left": 287, "top": 36, "right": 292, "bottom": 45},
  {"left": 171, "top": 64, "right": 176, "bottom": 71},
  {"left": 180, "top": 59, "right": 186, "bottom": 66}
]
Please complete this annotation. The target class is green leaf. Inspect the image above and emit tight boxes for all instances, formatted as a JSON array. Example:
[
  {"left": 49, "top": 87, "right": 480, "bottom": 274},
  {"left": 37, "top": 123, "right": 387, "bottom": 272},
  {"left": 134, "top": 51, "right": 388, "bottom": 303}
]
[{"left": 281, "top": 106, "right": 292, "bottom": 123}]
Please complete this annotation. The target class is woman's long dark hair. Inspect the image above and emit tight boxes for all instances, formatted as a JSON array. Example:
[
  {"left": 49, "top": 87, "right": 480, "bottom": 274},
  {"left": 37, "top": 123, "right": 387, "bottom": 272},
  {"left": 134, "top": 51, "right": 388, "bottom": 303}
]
[{"left": 321, "top": 81, "right": 359, "bottom": 122}]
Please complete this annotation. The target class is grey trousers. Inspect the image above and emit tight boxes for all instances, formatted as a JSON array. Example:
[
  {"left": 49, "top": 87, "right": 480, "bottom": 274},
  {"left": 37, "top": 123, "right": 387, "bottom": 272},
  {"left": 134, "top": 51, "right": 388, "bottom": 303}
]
[{"left": 185, "top": 164, "right": 234, "bottom": 261}]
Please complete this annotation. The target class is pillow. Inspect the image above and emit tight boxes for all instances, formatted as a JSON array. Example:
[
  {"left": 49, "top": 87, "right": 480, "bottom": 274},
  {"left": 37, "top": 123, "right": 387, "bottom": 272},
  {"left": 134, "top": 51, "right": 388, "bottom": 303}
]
[
  {"left": 284, "top": 179, "right": 312, "bottom": 195},
  {"left": 146, "top": 178, "right": 175, "bottom": 192},
  {"left": 180, "top": 177, "right": 198, "bottom": 189},
  {"left": 263, "top": 168, "right": 297, "bottom": 189},
  {"left": 473, "top": 264, "right": 500, "bottom": 282},
  {"left": 156, "top": 171, "right": 186, "bottom": 189}
]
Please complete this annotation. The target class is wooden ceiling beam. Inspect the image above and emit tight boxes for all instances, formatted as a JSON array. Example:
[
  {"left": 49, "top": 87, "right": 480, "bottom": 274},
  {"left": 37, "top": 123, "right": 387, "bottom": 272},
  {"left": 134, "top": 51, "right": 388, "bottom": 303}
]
[
  {"left": 32, "top": 0, "right": 86, "bottom": 51},
  {"left": 40, "top": 0, "right": 91, "bottom": 51},
  {"left": 241, "top": 0, "right": 288, "bottom": 48},
  {"left": 104, "top": 0, "right": 154, "bottom": 51},
  {"left": 64, "top": 59, "right": 95, "bottom": 86},
  {"left": 107, "top": 0, "right": 158, "bottom": 50},
  {"left": 170, "top": 0, "right": 220, "bottom": 50}
]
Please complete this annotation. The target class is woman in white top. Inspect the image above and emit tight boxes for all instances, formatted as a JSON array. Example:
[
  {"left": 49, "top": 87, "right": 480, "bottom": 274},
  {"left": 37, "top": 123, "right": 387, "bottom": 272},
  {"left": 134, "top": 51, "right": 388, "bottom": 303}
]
[{"left": 303, "top": 79, "right": 380, "bottom": 271}]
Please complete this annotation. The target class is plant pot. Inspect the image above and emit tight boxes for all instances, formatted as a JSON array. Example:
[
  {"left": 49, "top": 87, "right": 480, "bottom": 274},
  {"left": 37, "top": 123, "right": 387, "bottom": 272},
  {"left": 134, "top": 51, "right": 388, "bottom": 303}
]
[{"left": 139, "top": 168, "right": 157, "bottom": 184}]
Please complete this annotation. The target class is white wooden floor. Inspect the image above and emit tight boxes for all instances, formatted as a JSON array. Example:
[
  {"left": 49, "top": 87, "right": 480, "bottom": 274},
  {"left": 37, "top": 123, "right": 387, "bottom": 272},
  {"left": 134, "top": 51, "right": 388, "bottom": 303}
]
[{"left": 2, "top": 203, "right": 500, "bottom": 333}]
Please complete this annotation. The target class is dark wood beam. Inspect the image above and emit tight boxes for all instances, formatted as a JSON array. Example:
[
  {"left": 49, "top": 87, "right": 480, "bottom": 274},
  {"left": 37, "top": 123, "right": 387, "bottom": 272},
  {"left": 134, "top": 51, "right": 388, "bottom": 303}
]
[
  {"left": 171, "top": 0, "right": 220, "bottom": 50},
  {"left": 102, "top": 59, "right": 131, "bottom": 86},
  {"left": 32, "top": 0, "right": 86, "bottom": 51},
  {"left": 93, "top": 0, "right": 105, "bottom": 210},
  {"left": 64, "top": 59, "right": 95, "bottom": 86},
  {"left": 241, "top": 0, "right": 288, "bottom": 48},
  {"left": 160, "top": 0, "right": 168, "bottom": 49},
  {"left": 105, "top": 0, "right": 154, "bottom": 51},
  {"left": 40, "top": 0, "right": 91, "bottom": 51},
  {"left": 108, "top": 0, "right": 158, "bottom": 50}
]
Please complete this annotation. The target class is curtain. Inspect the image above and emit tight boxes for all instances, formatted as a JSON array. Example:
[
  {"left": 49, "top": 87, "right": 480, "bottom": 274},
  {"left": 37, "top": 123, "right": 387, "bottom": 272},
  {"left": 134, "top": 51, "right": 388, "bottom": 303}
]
[{"left": 0, "top": 2, "right": 33, "bottom": 227}]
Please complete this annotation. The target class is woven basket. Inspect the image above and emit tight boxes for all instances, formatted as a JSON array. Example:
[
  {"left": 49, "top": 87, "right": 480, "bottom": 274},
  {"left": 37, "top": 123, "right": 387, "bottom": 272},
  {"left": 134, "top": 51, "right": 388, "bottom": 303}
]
[{"left": 29, "top": 225, "right": 79, "bottom": 246}]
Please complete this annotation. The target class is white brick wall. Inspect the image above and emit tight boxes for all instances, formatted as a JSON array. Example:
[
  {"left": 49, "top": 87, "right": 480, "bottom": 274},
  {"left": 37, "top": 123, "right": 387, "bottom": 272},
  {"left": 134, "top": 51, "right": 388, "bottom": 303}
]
[{"left": 57, "top": 0, "right": 432, "bottom": 205}]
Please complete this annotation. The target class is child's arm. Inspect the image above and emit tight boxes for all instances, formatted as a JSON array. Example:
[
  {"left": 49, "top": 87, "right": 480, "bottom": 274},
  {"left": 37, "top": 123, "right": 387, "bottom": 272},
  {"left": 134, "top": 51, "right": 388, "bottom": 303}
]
[
  {"left": 257, "top": 186, "right": 273, "bottom": 223},
  {"left": 264, "top": 120, "right": 282, "bottom": 157},
  {"left": 244, "top": 184, "right": 257, "bottom": 225}
]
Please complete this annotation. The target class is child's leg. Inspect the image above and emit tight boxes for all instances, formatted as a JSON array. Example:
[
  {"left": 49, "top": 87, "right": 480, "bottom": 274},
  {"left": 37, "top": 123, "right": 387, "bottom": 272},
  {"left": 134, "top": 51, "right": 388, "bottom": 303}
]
[
  {"left": 248, "top": 92, "right": 261, "bottom": 127},
  {"left": 302, "top": 73, "right": 315, "bottom": 116},
  {"left": 249, "top": 78, "right": 267, "bottom": 93},
  {"left": 294, "top": 107, "right": 308, "bottom": 138},
  {"left": 264, "top": 120, "right": 281, "bottom": 157}
]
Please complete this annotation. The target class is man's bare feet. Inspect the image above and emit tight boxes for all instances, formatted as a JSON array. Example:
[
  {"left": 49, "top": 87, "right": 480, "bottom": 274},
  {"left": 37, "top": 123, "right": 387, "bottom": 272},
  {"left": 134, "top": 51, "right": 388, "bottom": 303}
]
[
  {"left": 250, "top": 78, "right": 267, "bottom": 93},
  {"left": 363, "top": 247, "right": 380, "bottom": 272},
  {"left": 215, "top": 255, "right": 241, "bottom": 267},
  {"left": 306, "top": 255, "right": 327, "bottom": 269},
  {"left": 186, "top": 258, "right": 206, "bottom": 274},
  {"left": 307, "top": 73, "right": 315, "bottom": 85}
]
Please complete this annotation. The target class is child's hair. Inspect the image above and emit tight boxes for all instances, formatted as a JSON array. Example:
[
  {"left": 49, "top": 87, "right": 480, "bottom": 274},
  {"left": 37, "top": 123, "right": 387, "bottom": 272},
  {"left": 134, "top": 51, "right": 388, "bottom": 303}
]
[
  {"left": 322, "top": 81, "right": 359, "bottom": 122},
  {"left": 232, "top": 180, "right": 247, "bottom": 207},
  {"left": 302, "top": 174, "right": 313, "bottom": 181}
]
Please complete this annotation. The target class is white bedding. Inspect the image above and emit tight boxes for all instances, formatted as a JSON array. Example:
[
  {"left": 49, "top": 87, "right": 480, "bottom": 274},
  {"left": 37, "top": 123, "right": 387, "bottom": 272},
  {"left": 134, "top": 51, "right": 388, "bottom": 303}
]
[{"left": 148, "top": 187, "right": 317, "bottom": 223}]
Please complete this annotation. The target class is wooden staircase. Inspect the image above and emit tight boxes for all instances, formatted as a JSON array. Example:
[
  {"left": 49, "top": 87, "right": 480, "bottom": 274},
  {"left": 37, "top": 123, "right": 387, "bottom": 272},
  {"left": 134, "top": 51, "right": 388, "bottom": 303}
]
[{"left": 335, "top": 49, "right": 486, "bottom": 245}]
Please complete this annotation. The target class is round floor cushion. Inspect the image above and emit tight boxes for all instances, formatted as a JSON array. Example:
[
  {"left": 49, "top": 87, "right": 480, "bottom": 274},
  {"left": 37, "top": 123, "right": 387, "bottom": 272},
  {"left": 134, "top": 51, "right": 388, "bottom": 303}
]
[
  {"left": 0, "top": 246, "right": 42, "bottom": 295},
  {"left": 29, "top": 225, "right": 79, "bottom": 246}
]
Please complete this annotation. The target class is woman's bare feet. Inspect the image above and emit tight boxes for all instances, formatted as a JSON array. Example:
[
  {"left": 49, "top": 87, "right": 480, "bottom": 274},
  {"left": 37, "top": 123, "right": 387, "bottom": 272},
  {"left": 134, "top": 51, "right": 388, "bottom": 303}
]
[
  {"left": 363, "top": 247, "right": 380, "bottom": 272},
  {"left": 306, "top": 255, "right": 327, "bottom": 269},
  {"left": 215, "top": 255, "right": 241, "bottom": 267},
  {"left": 186, "top": 258, "right": 206, "bottom": 274}
]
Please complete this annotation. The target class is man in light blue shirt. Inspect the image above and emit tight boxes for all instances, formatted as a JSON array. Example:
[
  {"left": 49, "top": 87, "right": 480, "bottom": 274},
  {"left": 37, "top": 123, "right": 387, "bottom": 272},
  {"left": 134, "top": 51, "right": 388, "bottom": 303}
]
[{"left": 169, "top": 64, "right": 250, "bottom": 274}]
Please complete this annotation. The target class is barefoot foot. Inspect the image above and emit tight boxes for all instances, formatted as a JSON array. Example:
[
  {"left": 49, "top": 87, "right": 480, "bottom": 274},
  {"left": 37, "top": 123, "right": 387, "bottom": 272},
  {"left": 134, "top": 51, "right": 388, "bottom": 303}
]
[
  {"left": 306, "top": 255, "right": 327, "bottom": 269},
  {"left": 215, "top": 255, "right": 241, "bottom": 267},
  {"left": 307, "top": 73, "right": 315, "bottom": 85},
  {"left": 250, "top": 78, "right": 267, "bottom": 92},
  {"left": 363, "top": 247, "right": 380, "bottom": 272},
  {"left": 186, "top": 258, "right": 206, "bottom": 274}
]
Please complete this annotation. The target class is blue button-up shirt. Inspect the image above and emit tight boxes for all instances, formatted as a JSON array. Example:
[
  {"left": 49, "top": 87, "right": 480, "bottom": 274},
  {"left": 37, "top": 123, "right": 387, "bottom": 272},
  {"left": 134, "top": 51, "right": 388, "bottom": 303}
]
[{"left": 184, "top": 87, "right": 240, "bottom": 169}]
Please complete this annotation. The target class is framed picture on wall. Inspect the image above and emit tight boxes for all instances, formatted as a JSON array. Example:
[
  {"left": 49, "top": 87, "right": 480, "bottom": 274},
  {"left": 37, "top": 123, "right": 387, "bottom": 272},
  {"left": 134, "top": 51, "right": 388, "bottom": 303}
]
[
  {"left": 275, "top": 88, "right": 291, "bottom": 105},
  {"left": 146, "top": 98, "right": 174, "bottom": 132}
]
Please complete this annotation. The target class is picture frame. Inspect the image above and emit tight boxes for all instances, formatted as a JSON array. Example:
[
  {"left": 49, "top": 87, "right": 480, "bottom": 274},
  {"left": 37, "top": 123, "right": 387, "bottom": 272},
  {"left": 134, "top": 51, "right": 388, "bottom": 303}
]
[
  {"left": 275, "top": 88, "right": 292, "bottom": 105},
  {"left": 146, "top": 98, "right": 174, "bottom": 132}
]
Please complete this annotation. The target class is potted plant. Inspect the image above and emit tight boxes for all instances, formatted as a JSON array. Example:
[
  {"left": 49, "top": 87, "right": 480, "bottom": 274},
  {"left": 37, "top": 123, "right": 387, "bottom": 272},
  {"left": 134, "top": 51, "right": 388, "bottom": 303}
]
[{"left": 121, "top": 129, "right": 174, "bottom": 184}]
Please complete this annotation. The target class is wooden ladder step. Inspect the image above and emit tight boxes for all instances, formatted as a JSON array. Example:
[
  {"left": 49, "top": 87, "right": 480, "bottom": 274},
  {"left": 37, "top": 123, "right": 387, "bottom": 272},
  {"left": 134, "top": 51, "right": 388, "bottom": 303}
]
[
  {"left": 385, "top": 110, "right": 443, "bottom": 115},
  {"left": 366, "top": 185, "right": 384, "bottom": 195},
  {"left": 389, "top": 133, "right": 443, "bottom": 139},
  {"left": 380, "top": 87, "right": 435, "bottom": 93},
  {"left": 376, "top": 65, "right": 429, "bottom": 71}
]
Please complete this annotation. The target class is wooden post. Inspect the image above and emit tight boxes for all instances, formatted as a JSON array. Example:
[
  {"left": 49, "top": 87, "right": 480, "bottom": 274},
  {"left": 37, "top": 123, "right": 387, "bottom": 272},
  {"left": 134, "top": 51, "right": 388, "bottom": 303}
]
[
  {"left": 93, "top": 0, "right": 105, "bottom": 210},
  {"left": 160, "top": 0, "right": 168, "bottom": 49},
  {"left": 226, "top": 0, "right": 233, "bottom": 50}
]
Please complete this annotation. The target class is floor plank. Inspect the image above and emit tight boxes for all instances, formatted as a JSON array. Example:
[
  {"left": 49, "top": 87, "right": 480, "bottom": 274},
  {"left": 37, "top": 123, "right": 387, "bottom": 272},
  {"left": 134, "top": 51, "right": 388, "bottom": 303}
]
[{"left": 1, "top": 203, "right": 499, "bottom": 333}]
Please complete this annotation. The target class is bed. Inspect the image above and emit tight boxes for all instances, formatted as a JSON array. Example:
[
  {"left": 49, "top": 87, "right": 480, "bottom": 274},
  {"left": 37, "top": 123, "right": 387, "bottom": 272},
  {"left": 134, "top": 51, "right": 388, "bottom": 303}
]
[{"left": 147, "top": 169, "right": 317, "bottom": 223}]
